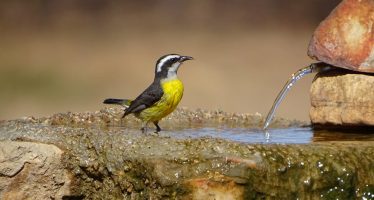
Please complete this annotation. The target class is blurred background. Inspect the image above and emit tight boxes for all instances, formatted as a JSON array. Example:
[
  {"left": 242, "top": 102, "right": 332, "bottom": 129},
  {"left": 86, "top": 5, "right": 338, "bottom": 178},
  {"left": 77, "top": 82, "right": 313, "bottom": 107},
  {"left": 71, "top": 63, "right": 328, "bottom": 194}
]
[{"left": 0, "top": 0, "right": 341, "bottom": 120}]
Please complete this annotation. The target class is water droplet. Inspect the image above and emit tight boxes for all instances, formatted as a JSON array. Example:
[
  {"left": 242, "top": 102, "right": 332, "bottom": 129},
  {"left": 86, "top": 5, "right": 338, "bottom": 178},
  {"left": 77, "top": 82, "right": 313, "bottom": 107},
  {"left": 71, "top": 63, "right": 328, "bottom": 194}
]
[{"left": 303, "top": 178, "right": 311, "bottom": 186}]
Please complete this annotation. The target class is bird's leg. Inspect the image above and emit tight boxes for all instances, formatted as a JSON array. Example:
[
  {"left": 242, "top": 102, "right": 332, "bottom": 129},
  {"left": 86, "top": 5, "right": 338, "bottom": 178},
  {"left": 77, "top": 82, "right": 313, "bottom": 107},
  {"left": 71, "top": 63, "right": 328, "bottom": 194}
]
[
  {"left": 141, "top": 122, "right": 148, "bottom": 133},
  {"left": 153, "top": 121, "right": 161, "bottom": 133}
]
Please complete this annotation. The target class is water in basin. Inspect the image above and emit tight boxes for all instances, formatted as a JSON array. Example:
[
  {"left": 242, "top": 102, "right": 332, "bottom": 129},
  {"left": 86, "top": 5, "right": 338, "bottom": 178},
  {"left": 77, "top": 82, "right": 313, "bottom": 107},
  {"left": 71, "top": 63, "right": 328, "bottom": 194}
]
[{"left": 156, "top": 126, "right": 374, "bottom": 144}]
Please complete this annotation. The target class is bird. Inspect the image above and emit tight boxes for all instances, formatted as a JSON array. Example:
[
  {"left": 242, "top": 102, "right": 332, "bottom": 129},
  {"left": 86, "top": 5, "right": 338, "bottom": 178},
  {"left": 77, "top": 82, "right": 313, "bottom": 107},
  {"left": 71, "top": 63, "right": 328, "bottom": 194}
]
[{"left": 103, "top": 54, "right": 193, "bottom": 133}]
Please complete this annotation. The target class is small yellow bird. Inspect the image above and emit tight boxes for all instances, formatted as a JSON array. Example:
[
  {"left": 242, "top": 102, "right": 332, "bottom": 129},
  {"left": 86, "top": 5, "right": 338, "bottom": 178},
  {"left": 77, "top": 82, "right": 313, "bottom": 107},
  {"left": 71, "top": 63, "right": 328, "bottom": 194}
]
[{"left": 103, "top": 54, "right": 193, "bottom": 133}]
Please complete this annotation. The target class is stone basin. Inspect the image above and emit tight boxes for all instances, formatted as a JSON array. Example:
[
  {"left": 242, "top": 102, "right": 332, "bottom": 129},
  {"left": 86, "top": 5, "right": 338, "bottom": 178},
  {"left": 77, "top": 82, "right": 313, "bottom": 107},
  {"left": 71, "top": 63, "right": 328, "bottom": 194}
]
[{"left": 0, "top": 108, "right": 373, "bottom": 199}]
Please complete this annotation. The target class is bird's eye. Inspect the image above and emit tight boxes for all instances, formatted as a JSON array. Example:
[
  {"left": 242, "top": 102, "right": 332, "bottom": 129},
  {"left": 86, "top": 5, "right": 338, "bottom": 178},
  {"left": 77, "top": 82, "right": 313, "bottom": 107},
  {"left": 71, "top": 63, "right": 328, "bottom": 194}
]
[{"left": 171, "top": 58, "right": 178, "bottom": 62}]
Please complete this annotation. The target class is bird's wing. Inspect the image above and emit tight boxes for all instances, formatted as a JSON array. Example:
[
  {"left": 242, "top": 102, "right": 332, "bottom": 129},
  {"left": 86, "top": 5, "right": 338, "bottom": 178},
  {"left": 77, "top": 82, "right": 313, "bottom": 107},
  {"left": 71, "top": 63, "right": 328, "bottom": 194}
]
[{"left": 123, "top": 82, "right": 163, "bottom": 116}]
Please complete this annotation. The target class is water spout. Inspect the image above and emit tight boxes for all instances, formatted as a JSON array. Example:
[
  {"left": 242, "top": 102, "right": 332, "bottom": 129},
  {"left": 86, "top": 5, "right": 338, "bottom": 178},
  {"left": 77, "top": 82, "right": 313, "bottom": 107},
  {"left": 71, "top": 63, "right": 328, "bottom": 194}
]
[{"left": 263, "top": 63, "right": 332, "bottom": 130}]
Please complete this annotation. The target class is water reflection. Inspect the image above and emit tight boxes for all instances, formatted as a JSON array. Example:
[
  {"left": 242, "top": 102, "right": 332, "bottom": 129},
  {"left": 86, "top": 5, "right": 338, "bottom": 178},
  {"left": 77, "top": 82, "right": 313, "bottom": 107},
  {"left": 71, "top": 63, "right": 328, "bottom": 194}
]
[
  {"left": 312, "top": 128, "right": 374, "bottom": 142},
  {"left": 158, "top": 127, "right": 374, "bottom": 144}
]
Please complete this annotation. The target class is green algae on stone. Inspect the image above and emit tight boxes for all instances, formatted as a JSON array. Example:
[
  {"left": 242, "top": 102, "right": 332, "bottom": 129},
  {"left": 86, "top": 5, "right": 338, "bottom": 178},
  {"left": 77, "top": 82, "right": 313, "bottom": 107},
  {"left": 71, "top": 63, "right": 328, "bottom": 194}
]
[{"left": 0, "top": 109, "right": 373, "bottom": 199}]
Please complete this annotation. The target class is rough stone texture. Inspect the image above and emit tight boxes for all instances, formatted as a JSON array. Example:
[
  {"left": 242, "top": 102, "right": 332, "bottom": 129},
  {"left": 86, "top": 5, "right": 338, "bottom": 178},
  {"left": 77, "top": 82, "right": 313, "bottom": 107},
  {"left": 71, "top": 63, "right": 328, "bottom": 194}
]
[
  {"left": 186, "top": 177, "right": 245, "bottom": 200},
  {"left": 310, "top": 69, "right": 374, "bottom": 126},
  {"left": 0, "top": 109, "right": 373, "bottom": 199},
  {"left": 0, "top": 141, "right": 71, "bottom": 200},
  {"left": 308, "top": 0, "right": 374, "bottom": 73}
]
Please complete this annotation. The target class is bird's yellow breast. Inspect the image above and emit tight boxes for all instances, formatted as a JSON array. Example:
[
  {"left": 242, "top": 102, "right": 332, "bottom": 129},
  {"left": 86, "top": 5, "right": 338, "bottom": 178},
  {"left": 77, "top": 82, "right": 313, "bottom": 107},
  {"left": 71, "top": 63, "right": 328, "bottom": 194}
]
[{"left": 138, "top": 78, "right": 184, "bottom": 122}]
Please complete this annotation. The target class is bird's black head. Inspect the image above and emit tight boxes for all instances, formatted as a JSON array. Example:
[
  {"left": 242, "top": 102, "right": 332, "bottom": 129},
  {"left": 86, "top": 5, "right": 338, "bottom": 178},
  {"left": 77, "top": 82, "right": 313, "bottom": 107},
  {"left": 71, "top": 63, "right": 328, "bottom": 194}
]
[{"left": 154, "top": 54, "right": 193, "bottom": 80}]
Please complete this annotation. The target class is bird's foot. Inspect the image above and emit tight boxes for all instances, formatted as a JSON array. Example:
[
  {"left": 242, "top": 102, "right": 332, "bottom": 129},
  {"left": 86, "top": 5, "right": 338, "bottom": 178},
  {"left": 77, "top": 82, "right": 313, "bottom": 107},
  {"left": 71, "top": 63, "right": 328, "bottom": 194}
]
[
  {"left": 155, "top": 125, "right": 161, "bottom": 133},
  {"left": 153, "top": 128, "right": 161, "bottom": 134},
  {"left": 141, "top": 127, "right": 148, "bottom": 133}
]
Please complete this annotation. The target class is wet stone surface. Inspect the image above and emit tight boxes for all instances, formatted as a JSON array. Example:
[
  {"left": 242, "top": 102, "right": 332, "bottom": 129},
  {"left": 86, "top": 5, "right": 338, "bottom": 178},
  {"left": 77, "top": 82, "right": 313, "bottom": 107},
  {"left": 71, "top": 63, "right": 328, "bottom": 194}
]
[{"left": 0, "top": 108, "right": 373, "bottom": 199}]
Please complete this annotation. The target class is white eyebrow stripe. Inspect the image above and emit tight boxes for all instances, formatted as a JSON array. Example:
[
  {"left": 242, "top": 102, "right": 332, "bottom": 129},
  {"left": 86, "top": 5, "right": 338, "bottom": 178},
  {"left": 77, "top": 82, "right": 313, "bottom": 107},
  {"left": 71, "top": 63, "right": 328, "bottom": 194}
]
[{"left": 156, "top": 55, "right": 179, "bottom": 72}]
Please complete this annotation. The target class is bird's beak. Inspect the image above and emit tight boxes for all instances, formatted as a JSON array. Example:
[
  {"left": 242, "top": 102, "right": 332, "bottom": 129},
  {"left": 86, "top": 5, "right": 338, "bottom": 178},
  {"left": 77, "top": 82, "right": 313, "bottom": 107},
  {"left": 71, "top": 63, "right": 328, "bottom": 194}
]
[{"left": 179, "top": 56, "right": 193, "bottom": 62}]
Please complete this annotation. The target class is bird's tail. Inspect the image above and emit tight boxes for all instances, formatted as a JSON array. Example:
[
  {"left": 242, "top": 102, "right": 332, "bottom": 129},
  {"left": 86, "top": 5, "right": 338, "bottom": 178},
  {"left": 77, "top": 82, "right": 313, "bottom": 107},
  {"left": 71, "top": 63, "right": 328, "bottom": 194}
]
[{"left": 103, "top": 98, "right": 132, "bottom": 108}]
